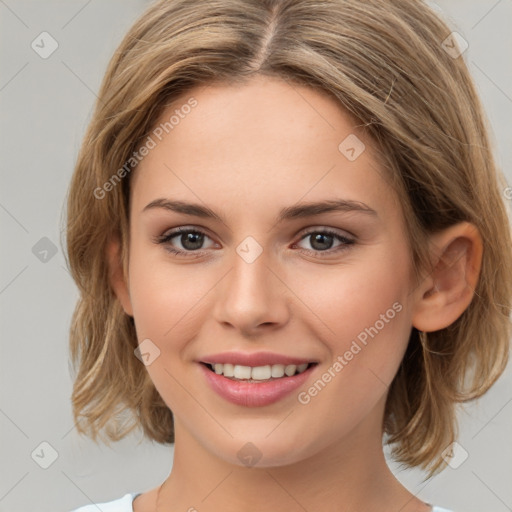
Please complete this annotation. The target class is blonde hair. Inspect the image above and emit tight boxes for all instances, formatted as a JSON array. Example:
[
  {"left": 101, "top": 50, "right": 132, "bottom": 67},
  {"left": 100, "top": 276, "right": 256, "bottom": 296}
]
[{"left": 64, "top": 0, "right": 512, "bottom": 475}]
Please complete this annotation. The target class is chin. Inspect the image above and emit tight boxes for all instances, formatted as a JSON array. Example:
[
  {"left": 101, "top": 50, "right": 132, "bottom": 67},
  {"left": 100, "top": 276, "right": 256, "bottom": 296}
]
[{"left": 211, "top": 434, "right": 313, "bottom": 469}]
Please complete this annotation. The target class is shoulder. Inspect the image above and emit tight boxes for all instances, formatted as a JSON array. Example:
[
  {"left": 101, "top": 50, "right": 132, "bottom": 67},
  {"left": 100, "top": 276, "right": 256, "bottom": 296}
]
[{"left": 69, "top": 492, "right": 140, "bottom": 512}]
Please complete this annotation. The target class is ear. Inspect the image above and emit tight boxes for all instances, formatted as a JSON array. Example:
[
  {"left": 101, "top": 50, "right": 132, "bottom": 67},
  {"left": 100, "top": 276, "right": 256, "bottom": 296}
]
[
  {"left": 411, "top": 222, "right": 483, "bottom": 332},
  {"left": 106, "top": 234, "right": 133, "bottom": 317}
]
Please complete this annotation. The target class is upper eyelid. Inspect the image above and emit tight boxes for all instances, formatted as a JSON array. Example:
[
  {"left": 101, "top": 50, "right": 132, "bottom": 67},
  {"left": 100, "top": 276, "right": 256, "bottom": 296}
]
[
  {"left": 161, "top": 225, "right": 353, "bottom": 237},
  {"left": 299, "top": 226, "right": 354, "bottom": 239}
]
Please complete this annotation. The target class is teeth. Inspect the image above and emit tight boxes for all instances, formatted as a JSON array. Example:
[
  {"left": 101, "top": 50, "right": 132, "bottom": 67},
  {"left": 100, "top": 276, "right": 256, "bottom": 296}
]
[
  {"left": 234, "top": 365, "right": 252, "bottom": 379},
  {"left": 219, "top": 363, "right": 234, "bottom": 377},
  {"left": 271, "top": 364, "right": 285, "bottom": 378},
  {"left": 251, "top": 365, "right": 272, "bottom": 380},
  {"left": 284, "top": 364, "right": 296, "bottom": 376},
  {"left": 208, "top": 362, "right": 310, "bottom": 380}
]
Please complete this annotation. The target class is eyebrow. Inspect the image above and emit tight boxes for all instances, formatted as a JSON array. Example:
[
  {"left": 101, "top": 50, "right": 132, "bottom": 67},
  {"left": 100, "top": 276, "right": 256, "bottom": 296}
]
[{"left": 143, "top": 198, "right": 378, "bottom": 223}]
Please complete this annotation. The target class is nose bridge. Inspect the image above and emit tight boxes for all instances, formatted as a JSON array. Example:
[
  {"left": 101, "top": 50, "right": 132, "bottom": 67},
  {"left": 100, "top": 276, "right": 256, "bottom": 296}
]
[
  {"left": 229, "top": 242, "right": 274, "bottom": 310},
  {"left": 214, "top": 237, "right": 288, "bottom": 332}
]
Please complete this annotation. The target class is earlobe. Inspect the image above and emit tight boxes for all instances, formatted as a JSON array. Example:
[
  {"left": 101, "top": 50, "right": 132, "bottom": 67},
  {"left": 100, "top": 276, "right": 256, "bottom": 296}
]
[
  {"left": 106, "top": 235, "right": 134, "bottom": 317},
  {"left": 412, "top": 222, "right": 483, "bottom": 333}
]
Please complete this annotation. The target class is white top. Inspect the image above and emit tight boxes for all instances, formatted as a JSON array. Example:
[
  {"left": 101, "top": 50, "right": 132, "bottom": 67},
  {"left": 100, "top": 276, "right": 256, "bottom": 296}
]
[{"left": 70, "top": 492, "right": 455, "bottom": 511}]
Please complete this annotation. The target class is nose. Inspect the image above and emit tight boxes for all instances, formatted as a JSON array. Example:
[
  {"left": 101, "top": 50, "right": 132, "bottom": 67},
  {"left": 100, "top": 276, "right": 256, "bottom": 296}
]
[{"left": 213, "top": 248, "right": 290, "bottom": 337}]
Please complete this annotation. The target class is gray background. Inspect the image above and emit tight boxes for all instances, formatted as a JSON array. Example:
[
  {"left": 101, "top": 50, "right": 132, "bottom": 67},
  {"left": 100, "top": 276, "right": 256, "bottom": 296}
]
[{"left": 1, "top": 1, "right": 511, "bottom": 511}]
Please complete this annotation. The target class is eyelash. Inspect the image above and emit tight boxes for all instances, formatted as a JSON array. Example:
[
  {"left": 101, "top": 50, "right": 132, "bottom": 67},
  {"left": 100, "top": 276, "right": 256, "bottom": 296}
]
[{"left": 153, "top": 226, "right": 356, "bottom": 259}]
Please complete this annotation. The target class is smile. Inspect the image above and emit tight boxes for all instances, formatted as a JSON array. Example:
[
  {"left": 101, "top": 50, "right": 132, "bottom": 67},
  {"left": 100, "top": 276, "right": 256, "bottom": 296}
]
[
  {"left": 199, "top": 361, "right": 319, "bottom": 407},
  {"left": 202, "top": 362, "right": 313, "bottom": 381}
]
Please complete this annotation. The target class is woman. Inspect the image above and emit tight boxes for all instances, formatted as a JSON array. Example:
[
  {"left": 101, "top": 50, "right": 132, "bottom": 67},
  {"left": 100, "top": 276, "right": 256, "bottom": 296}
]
[{"left": 66, "top": 1, "right": 512, "bottom": 510}]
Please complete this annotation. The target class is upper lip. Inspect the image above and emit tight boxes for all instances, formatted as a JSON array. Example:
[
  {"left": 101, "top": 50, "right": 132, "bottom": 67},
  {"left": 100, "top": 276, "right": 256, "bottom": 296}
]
[{"left": 199, "top": 351, "right": 317, "bottom": 367}]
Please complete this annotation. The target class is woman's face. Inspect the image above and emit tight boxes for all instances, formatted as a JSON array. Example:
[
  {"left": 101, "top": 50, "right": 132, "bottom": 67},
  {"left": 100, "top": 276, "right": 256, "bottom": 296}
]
[{"left": 121, "top": 75, "right": 419, "bottom": 467}]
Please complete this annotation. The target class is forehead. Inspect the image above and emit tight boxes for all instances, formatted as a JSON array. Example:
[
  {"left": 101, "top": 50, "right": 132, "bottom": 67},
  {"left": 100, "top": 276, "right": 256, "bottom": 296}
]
[{"left": 131, "top": 76, "right": 400, "bottom": 222}]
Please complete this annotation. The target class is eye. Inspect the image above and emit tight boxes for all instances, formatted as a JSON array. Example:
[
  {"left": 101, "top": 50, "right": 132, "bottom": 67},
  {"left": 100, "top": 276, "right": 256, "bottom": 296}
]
[
  {"left": 294, "top": 228, "right": 355, "bottom": 257},
  {"left": 153, "top": 226, "right": 356, "bottom": 259},
  {"left": 153, "top": 227, "right": 216, "bottom": 258}
]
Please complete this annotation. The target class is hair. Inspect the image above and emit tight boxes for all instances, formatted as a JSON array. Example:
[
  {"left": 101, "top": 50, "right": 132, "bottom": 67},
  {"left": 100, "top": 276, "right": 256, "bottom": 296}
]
[{"left": 64, "top": 0, "right": 512, "bottom": 476}]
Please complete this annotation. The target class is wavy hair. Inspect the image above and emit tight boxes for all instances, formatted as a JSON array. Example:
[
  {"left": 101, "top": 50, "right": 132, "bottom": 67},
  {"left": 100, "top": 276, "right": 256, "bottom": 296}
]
[{"left": 64, "top": 0, "right": 512, "bottom": 476}]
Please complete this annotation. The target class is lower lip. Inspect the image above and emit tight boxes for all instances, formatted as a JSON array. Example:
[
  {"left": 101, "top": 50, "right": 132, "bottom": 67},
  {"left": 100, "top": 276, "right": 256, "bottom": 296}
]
[{"left": 199, "top": 363, "right": 316, "bottom": 407}]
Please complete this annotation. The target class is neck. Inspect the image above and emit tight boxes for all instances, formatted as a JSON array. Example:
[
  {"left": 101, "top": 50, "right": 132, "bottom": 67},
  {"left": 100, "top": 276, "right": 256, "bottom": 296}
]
[{"left": 155, "top": 407, "right": 429, "bottom": 512}]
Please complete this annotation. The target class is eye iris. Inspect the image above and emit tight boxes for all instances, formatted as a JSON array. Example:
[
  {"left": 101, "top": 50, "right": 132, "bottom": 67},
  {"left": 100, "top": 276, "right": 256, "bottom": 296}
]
[
  {"left": 182, "top": 232, "right": 203, "bottom": 250},
  {"left": 310, "top": 233, "right": 333, "bottom": 251}
]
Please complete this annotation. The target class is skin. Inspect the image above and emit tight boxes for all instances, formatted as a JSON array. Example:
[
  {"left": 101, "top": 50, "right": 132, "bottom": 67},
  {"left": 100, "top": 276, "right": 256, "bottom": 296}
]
[{"left": 108, "top": 75, "right": 483, "bottom": 512}]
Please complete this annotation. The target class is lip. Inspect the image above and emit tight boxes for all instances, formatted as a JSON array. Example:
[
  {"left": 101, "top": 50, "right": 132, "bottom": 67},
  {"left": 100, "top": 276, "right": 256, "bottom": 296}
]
[
  {"left": 199, "top": 361, "right": 318, "bottom": 407},
  {"left": 199, "top": 351, "right": 317, "bottom": 367}
]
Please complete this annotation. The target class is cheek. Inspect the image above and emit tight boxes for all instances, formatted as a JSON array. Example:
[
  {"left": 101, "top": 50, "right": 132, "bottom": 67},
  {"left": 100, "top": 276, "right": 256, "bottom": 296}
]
[
  {"left": 295, "top": 254, "right": 409, "bottom": 346},
  {"left": 290, "top": 249, "right": 413, "bottom": 409},
  {"left": 292, "top": 265, "right": 411, "bottom": 442},
  {"left": 127, "top": 243, "right": 212, "bottom": 341},
  {"left": 126, "top": 251, "right": 214, "bottom": 410}
]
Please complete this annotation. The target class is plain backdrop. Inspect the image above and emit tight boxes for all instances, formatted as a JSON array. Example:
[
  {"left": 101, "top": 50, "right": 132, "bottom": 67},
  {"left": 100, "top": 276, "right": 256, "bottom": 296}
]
[{"left": 1, "top": 1, "right": 511, "bottom": 511}]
